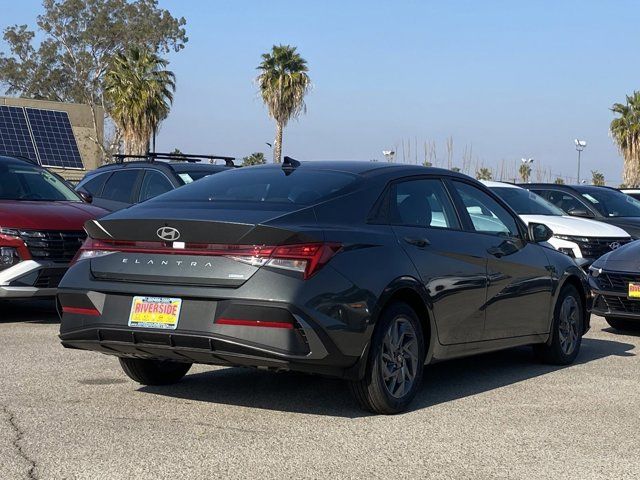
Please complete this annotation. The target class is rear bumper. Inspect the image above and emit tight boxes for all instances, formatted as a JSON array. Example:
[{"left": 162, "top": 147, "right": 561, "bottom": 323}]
[
  {"left": 57, "top": 290, "right": 363, "bottom": 379},
  {"left": 0, "top": 260, "right": 67, "bottom": 298}
]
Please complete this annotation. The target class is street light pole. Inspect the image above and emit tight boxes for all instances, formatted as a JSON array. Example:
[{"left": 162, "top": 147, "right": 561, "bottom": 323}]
[{"left": 575, "top": 139, "right": 587, "bottom": 184}]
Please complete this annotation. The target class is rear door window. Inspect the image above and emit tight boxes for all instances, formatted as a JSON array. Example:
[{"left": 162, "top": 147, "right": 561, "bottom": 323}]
[
  {"left": 138, "top": 170, "right": 174, "bottom": 202},
  {"left": 391, "top": 178, "right": 460, "bottom": 229},
  {"left": 101, "top": 170, "right": 140, "bottom": 203},
  {"left": 78, "top": 172, "right": 109, "bottom": 196}
]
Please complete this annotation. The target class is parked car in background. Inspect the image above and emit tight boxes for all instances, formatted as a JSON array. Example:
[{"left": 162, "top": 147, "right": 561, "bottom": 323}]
[
  {"left": 59, "top": 161, "right": 590, "bottom": 414},
  {"left": 589, "top": 241, "right": 640, "bottom": 331},
  {"left": 621, "top": 188, "right": 640, "bottom": 201},
  {"left": 0, "top": 155, "right": 107, "bottom": 298},
  {"left": 75, "top": 152, "right": 235, "bottom": 212},
  {"left": 484, "top": 181, "right": 632, "bottom": 267},
  {"left": 523, "top": 183, "right": 640, "bottom": 239}
]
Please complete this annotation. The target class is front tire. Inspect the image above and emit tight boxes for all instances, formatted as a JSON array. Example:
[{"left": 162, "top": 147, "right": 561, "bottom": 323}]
[
  {"left": 534, "top": 285, "right": 583, "bottom": 365},
  {"left": 605, "top": 317, "right": 640, "bottom": 331},
  {"left": 349, "top": 302, "right": 425, "bottom": 414},
  {"left": 119, "top": 357, "right": 192, "bottom": 385}
]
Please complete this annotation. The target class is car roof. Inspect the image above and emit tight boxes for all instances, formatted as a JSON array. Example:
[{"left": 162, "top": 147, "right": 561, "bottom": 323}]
[
  {"left": 245, "top": 161, "right": 467, "bottom": 179},
  {"left": 87, "top": 160, "right": 229, "bottom": 176},
  {"left": 524, "top": 183, "right": 620, "bottom": 193},
  {"left": 0, "top": 154, "right": 42, "bottom": 168}
]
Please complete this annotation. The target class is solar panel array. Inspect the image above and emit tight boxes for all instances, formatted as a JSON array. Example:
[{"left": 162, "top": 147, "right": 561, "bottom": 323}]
[{"left": 0, "top": 105, "right": 84, "bottom": 169}]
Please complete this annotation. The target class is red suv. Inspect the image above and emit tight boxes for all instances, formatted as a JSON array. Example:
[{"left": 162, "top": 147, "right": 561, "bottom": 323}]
[{"left": 0, "top": 155, "right": 107, "bottom": 298}]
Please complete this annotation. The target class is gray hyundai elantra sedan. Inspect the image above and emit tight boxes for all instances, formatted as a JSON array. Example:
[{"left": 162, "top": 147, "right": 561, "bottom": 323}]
[{"left": 58, "top": 159, "right": 590, "bottom": 414}]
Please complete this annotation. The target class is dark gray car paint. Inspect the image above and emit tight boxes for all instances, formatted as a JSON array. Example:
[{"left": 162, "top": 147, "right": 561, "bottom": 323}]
[{"left": 58, "top": 163, "right": 590, "bottom": 380}]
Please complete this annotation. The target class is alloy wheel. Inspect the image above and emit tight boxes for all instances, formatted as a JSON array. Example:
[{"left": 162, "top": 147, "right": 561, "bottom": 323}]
[
  {"left": 558, "top": 296, "right": 579, "bottom": 355},
  {"left": 380, "top": 316, "right": 419, "bottom": 398}
]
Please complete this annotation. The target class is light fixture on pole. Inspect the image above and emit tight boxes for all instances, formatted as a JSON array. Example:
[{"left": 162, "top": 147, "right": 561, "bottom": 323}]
[
  {"left": 574, "top": 139, "right": 587, "bottom": 184},
  {"left": 382, "top": 150, "right": 395, "bottom": 163}
]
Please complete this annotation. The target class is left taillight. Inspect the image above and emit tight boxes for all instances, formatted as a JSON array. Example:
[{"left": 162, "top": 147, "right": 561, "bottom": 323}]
[{"left": 70, "top": 237, "right": 118, "bottom": 266}]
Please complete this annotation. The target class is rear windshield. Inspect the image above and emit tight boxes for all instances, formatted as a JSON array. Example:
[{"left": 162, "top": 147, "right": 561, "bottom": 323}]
[{"left": 150, "top": 167, "right": 360, "bottom": 205}]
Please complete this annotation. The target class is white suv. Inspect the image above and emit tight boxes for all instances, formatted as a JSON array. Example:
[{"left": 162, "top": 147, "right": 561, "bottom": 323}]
[{"left": 483, "top": 181, "right": 632, "bottom": 267}]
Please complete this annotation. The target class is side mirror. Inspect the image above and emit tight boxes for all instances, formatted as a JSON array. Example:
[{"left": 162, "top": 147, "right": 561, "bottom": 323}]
[
  {"left": 567, "top": 207, "right": 594, "bottom": 218},
  {"left": 77, "top": 189, "right": 93, "bottom": 204},
  {"left": 528, "top": 222, "right": 553, "bottom": 243}
]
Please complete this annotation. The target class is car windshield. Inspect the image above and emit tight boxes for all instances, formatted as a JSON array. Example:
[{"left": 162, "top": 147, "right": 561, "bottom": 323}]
[
  {"left": 577, "top": 187, "right": 640, "bottom": 217},
  {"left": 0, "top": 163, "right": 80, "bottom": 201},
  {"left": 491, "top": 186, "right": 565, "bottom": 215},
  {"left": 151, "top": 167, "right": 360, "bottom": 205}
]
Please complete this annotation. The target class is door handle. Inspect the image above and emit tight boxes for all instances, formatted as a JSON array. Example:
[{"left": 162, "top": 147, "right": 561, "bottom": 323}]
[{"left": 403, "top": 237, "right": 431, "bottom": 248}]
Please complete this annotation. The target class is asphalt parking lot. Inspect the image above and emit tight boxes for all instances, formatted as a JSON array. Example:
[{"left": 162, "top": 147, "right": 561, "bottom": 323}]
[{"left": 1, "top": 300, "right": 639, "bottom": 480}]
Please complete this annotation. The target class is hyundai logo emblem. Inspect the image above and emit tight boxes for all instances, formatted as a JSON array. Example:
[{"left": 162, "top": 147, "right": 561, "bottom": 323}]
[
  {"left": 157, "top": 226, "right": 181, "bottom": 241},
  {"left": 609, "top": 241, "right": 621, "bottom": 250}
]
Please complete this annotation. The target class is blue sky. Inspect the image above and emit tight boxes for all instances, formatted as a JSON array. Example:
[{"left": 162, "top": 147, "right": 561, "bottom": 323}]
[{"left": 3, "top": 1, "right": 640, "bottom": 184}]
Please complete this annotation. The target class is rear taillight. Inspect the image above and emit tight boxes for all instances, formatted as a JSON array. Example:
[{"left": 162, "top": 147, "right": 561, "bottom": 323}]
[{"left": 71, "top": 238, "right": 341, "bottom": 279}]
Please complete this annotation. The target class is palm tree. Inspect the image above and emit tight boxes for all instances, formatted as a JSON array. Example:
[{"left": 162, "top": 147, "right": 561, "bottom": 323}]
[
  {"left": 611, "top": 92, "right": 640, "bottom": 187},
  {"left": 554, "top": 177, "right": 565, "bottom": 185},
  {"left": 591, "top": 170, "right": 605, "bottom": 186},
  {"left": 476, "top": 167, "right": 492, "bottom": 181},
  {"left": 256, "top": 45, "right": 311, "bottom": 163},
  {"left": 242, "top": 152, "right": 266, "bottom": 166},
  {"left": 519, "top": 163, "right": 532, "bottom": 183},
  {"left": 105, "top": 47, "right": 176, "bottom": 155}
]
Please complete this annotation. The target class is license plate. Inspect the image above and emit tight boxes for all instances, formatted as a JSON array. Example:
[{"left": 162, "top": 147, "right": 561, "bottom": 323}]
[
  {"left": 128, "top": 296, "right": 182, "bottom": 329},
  {"left": 628, "top": 283, "right": 640, "bottom": 300}
]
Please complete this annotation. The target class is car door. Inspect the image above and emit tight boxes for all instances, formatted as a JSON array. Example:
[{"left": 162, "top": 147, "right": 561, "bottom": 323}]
[
  {"left": 390, "top": 177, "right": 489, "bottom": 344},
  {"left": 449, "top": 180, "right": 553, "bottom": 339},
  {"left": 96, "top": 169, "right": 142, "bottom": 211},
  {"left": 138, "top": 170, "right": 175, "bottom": 203}
]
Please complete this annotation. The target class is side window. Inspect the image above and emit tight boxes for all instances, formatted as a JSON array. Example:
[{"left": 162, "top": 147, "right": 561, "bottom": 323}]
[
  {"left": 391, "top": 178, "right": 460, "bottom": 229},
  {"left": 79, "top": 173, "right": 108, "bottom": 196},
  {"left": 139, "top": 170, "right": 174, "bottom": 202},
  {"left": 101, "top": 170, "right": 140, "bottom": 203},
  {"left": 452, "top": 181, "right": 520, "bottom": 237},
  {"left": 544, "top": 190, "right": 584, "bottom": 213}
]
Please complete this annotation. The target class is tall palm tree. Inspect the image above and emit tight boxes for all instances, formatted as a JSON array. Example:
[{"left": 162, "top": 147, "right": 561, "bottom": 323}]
[
  {"left": 519, "top": 163, "right": 531, "bottom": 183},
  {"left": 611, "top": 92, "right": 640, "bottom": 187},
  {"left": 105, "top": 47, "right": 176, "bottom": 155},
  {"left": 256, "top": 45, "right": 311, "bottom": 163}
]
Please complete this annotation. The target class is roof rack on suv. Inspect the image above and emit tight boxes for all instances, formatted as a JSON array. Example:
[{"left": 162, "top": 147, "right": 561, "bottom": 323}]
[{"left": 110, "top": 152, "right": 236, "bottom": 167}]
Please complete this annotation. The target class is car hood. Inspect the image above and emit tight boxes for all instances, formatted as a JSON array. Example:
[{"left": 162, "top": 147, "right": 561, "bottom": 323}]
[
  {"left": 593, "top": 240, "right": 640, "bottom": 272},
  {"left": 0, "top": 200, "right": 107, "bottom": 231},
  {"left": 519, "top": 214, "right": 630, "bottom": 238}
]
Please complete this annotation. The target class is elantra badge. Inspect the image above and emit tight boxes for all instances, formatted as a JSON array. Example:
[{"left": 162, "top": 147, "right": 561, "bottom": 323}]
[
  {"left": 157, "top": 226, "right": 181, "bottom": 241},
  {"left": 609, "top": 241, "right": 621, "bottom": 250}
]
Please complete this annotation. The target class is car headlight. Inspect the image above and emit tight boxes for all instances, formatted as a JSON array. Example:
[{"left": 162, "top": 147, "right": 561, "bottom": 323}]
[
  {"left": 558, "top": 247, "right": 576, "bottom": 258},
  {"left": 0, "top": 247, "right": 21, "bottom": 270}
]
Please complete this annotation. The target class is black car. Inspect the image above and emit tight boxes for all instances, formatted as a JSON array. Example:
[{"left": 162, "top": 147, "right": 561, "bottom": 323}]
[
  {"left": 75, "top": 152, "right": 235, "bottom": 211},
  {"left": 589, "top": 241, "right": 640, "bottom": 331},
  {"left": 58, "top": 160, "right": 590, "bottom": 414},
  {"left": 523, "top": 183, "right": 640, "bottom": 239}
]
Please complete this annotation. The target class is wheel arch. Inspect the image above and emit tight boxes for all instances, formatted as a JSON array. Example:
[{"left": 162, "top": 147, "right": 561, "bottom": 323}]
[
  {"left": 555, "top": 272, "right": 591, "bottom": 336},
  {"left": 348, "top": 276, "right": 437, "bottom": 381}
]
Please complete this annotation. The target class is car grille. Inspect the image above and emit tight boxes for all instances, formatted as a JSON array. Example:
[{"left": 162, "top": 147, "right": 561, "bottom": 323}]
[
  {"left": 34, "top": 268, "right": 67, "bottom": 288},
  {"left": 601, "top": 295, "right": 640, "bottom": 315},
  {"left": 18, "top": 230, "right": 86, "bottom": 263},
  {"left": 559, "top": 236, "right": 632, "bottom": 259},
  {"left": 597, "top": 271, "right": 640, "bottom": 292}
]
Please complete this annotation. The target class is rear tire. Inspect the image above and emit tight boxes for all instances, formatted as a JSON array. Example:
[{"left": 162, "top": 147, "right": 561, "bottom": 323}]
[
  {"left": 534, "top": 285, "right": 583, "bottom": 365},
  {"left": 349, "top": 302, "right": 425, "bottom": 414},
  {"left": 605, "top": 317, "right": 640, "bottom": 331},
  {"left": 119, "top": 357, "right": 192, "bottom": 385}
]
